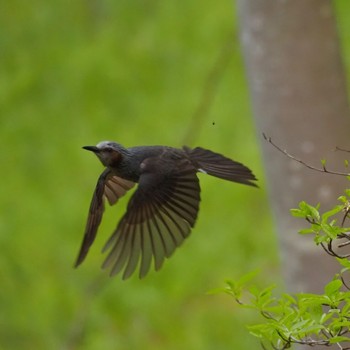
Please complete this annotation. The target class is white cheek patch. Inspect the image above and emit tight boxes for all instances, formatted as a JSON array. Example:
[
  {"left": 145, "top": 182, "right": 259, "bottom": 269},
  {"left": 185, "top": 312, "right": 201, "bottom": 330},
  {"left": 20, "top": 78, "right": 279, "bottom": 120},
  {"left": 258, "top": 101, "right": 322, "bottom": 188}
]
[{"left": 198, "top": 168, "right": 207, "bottom": 174}]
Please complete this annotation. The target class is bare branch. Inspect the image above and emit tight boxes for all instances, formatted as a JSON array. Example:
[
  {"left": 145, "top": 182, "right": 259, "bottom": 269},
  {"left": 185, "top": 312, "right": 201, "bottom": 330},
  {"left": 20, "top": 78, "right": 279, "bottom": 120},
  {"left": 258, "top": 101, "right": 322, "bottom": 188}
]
[
  {"left": 320, "top": 240, "right": 350, "bottom": 259},
  {"left": 341, "top": 272, "right": 350, "bottom": 291},
  {"left": 335, "top": 146, "right": 350, "bottom": 153},
  {"left": 262, "top": 134, "right": 350, "bottom": 177},
  {"left": 338, "top": 240, "right": 350, "bottom": 248}
]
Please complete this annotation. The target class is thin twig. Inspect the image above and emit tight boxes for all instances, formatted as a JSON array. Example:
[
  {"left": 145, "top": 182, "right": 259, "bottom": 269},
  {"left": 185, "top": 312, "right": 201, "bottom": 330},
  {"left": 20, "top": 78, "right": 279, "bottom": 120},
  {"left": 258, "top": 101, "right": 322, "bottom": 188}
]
[
  {"left": 335, "top": 146, "right": 350, "bottom": 153},
  {"left": 338, "top": 240, "right": 350, "bottom": 248},
  {"left": 262, "top": 133, "right": 350, "bottom": 177},
  {"left": 320, "top": 240, "right": 350, "bottom": 259},
  {"left": 341, "top": 272, "right": 350, "bottom": 291},
  {"left": 320, "top": 242, "right": 336, "bottom": 257}
]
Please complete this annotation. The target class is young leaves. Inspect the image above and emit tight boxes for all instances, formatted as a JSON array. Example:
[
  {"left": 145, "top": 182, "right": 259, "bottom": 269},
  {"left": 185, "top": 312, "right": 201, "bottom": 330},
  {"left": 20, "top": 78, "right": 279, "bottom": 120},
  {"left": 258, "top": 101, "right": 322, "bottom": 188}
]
[{"left": 217, "top": 188, "right": 350, "bottom": 349}]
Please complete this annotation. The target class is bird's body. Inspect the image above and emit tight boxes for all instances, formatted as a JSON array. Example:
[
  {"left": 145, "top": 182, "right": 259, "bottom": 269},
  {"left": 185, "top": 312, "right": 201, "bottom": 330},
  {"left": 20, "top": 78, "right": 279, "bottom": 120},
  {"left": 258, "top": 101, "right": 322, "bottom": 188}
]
[
  {"left": 102, "top": 144, "right": 183, "bottom": 181},
  {"left": 75, "top": 141, "right": 257, "bottom": 279}
]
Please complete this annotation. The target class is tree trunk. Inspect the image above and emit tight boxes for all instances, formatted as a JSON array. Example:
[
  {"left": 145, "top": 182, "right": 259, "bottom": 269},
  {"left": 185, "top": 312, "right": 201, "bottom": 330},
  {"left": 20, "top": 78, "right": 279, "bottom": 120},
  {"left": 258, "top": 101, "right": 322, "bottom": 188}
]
[{"left": 236, "top": 0, "right": 350, "bottom": 298}]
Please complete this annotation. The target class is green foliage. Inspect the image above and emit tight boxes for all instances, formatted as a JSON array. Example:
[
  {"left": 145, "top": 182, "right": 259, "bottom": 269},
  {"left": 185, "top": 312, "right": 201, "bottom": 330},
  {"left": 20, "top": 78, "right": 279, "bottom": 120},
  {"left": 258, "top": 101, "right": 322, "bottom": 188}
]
[
  {"left": 0, "top": 1, "right": 273, "bottom": 350},
  {"left": 219, "top": 189, "right": 350, "bottom": 349},
  {"left": 221, "top": 274, "right": 350, "bottom": 349},
  {"left": 2, "top": 1, "right": 350, "bottom": 349},
  {"left": 290, "top": 200, "right": 347, "bottom": 244}
]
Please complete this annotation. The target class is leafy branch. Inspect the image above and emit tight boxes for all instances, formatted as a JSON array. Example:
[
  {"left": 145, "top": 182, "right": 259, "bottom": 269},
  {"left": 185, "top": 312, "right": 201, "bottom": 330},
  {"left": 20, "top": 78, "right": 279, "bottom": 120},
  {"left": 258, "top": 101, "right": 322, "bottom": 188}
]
[
  {"left": 213, "top": 138, "right": 350, "bottom": 349},
  {"left": 215, "top": 269, "right": 350, "bottom": 349},
  {"left": 215, "top": 209, "right": 350, "bottom": 349}
]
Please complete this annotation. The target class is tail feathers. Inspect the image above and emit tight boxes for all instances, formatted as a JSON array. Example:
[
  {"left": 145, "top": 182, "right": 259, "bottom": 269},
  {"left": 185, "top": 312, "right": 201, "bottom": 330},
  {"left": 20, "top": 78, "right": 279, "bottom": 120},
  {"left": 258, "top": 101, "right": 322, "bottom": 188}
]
[{"left": 183, "top": 146, "right": 257, "bottom": 187}]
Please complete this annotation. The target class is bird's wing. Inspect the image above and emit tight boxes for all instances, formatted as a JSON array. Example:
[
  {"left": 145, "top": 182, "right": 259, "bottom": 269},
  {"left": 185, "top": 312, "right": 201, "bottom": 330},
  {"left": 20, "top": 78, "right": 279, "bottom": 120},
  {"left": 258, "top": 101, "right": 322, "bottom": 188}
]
[
  {"left": 183, "top": 146, "right": 257, "bottom": 187},
  {"left": 75, "top": 169, "right": 135, "bottom": 267},
  {"left": 104, "top": 175, "right": 135, "bottom": 205},
  {"left": 101, "top": 157, "right": 201, "bottom": 280}
]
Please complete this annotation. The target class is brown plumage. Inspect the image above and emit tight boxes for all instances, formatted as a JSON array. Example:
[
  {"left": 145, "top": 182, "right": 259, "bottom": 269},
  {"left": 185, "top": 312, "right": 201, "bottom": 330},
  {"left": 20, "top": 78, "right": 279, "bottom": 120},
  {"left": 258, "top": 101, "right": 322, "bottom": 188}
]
[{"left": 75, "top": 141, "right": 257, "bottom": 279}]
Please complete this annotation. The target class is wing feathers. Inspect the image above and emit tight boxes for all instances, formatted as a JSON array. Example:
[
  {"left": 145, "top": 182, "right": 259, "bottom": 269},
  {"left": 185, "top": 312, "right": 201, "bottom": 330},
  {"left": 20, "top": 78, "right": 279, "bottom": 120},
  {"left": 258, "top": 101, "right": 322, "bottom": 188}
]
[
  {"left": 184, "top": 146, "right": 257, "bottom": 186},
  {"left": 75, "top": 171, "right": 135, "bottom": 268},
  {"left": 74, "top": 169, "right": 110, "bottom": 267},
  {"left": 104, "top": 176, "right": 135, "bottom": 205},
  {"left": 102, "top": 160, "right": 200, "bottom": 279},
  {"left": 77, "top": 146, "right": 256, "bottom": 280}
]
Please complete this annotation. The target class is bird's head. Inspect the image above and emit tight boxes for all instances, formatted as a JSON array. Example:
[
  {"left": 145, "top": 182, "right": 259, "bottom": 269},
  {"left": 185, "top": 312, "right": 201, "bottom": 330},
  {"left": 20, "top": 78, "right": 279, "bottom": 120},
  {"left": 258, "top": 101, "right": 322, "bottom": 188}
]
[{"left": 83, "top": 141, "right": 127, "bottom": 167}]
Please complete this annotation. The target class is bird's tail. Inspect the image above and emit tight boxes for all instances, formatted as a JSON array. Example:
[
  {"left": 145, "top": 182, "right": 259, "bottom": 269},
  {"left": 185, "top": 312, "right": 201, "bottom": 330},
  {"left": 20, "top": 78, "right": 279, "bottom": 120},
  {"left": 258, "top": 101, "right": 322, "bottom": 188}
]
[{"left": 183, "top": 146, "right": 257, "bottom": 187}]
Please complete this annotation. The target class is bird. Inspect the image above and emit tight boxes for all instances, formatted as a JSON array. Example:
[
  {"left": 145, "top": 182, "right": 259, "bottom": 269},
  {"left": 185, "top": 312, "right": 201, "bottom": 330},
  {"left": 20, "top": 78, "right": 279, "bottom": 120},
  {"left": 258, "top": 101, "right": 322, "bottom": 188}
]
[{"left": 75, "top": 141, "right": 257, "bottom": 280}]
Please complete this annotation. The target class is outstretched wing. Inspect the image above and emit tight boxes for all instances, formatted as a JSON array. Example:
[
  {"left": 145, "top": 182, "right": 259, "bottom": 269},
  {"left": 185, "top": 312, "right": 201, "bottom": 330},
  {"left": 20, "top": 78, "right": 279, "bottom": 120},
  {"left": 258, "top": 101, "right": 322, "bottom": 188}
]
[
  {"left": 75, "top": 170, "right": 135, "bottom": 267},
  {"left": 183, "top": 146, "right": 257, "bottom": 187},
  {"left": 101, "top": 158, "right": 201, "bottom": 280}
]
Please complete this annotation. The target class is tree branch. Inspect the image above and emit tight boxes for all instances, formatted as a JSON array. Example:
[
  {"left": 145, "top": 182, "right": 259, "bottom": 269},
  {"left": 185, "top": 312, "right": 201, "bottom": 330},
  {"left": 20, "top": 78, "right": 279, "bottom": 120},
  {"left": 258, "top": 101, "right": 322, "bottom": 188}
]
[{"left": 262, "top": 133, "right": 350, "bottom": 177}]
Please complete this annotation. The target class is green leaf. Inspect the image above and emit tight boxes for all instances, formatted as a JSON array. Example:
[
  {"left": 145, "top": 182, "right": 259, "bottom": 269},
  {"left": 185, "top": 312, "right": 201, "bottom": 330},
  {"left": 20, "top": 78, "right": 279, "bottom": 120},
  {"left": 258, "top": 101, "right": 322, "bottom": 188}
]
[
  {"left": 320, "top": 312, "right": 334, "bottom": 324},
  {"left": 321, "top": 205, "right": 344, "bottom": 223},
  {"left": 236, "top": 269, "right": 260, "bottom": 286},
  {"left": 289, "top": 318, "right": 312, "bottom": 332},
  {"left": 298, "top": 228, "right": 316, "bottom": 235},
  {"left": 298, "top": 324, "right": 324, "bottom": 334},
  {"left": 290, "top": 208, "right": 305, "bottom": 218},
  {"left": 337, "top": 257, "right": 350, "bottom": 269},
  {"left": 314, "top": 235, "right": 329, "bottom": 244},
  {"left": 282, "top": 293, "right": 297, "bottom": 305},
  {"left": 329, "top": 335, "right": 350, "bottom": 343},
  {"left": 291, "top": 201, "right": 320, "bottom": 221},
  {"left": 324, "top": 279, "right": 342, "bottom": 296},
  {"left": 338, "top": 195, "right": 348, "bottom": 203},
  {"left": 320, "top": 223, "right": 341, "bottom": 239}
]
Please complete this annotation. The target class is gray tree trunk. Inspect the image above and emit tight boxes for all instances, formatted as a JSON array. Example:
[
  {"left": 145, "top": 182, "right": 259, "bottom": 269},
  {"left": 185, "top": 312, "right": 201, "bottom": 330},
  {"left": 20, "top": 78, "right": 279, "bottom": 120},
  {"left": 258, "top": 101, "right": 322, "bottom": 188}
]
[{"left": 236, "top": 0, "right": 350, "bottom": 338}]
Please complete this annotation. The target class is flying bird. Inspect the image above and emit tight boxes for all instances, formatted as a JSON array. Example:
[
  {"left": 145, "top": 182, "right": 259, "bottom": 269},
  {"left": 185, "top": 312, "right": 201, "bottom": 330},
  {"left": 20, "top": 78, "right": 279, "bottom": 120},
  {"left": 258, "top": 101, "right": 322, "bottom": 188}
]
[{"left": 75, "top": 141, "right": 257, "bottom": 279}]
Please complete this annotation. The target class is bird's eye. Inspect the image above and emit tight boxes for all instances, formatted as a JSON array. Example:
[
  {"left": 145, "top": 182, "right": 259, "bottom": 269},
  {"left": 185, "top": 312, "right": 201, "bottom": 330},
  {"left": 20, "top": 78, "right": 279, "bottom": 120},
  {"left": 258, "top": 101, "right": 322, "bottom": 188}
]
[{"left": 105, "top": 148, "right": 113, "bottom": 153}]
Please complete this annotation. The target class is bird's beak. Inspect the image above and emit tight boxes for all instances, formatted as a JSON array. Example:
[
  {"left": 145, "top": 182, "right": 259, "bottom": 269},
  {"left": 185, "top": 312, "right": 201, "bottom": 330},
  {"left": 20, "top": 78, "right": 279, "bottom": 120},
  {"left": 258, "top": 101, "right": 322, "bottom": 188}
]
[{"left": 82, "top": 146, "right": 100, "bottom": 153}]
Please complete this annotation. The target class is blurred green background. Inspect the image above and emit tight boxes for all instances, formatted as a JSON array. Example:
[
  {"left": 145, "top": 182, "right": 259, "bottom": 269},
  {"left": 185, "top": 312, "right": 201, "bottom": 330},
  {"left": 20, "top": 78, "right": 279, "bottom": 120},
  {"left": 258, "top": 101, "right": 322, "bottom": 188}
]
[{"left": 1, "top": 1, "right": 349, "bottom": 349}]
